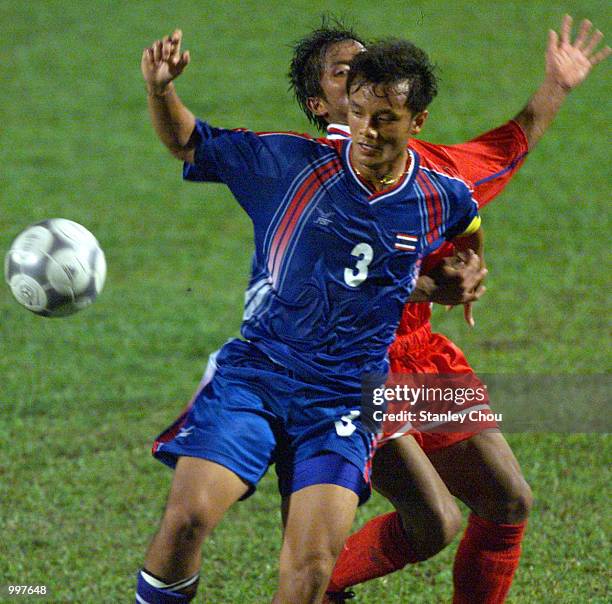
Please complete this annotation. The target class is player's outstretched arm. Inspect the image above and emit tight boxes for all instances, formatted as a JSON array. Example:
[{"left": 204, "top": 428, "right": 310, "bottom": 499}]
[
  {"left": 514, "top": 15, "right": 610, "bottom": 149},
  {"left": 141, "top": 29, "right": 196, "bottom": 162}
]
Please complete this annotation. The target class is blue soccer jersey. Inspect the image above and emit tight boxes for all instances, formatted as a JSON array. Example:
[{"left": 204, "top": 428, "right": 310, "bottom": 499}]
[{"left": 184, "top": 120, "right": 479, "bottom": 386}]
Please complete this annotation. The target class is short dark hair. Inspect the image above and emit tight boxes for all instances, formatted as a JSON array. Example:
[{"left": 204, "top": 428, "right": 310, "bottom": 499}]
[
  {"left": 347, "top": 39, "right": 438, "bottom": 114},
  {"left": 288, "top": 15, "right": 366, "bottom": 131}
]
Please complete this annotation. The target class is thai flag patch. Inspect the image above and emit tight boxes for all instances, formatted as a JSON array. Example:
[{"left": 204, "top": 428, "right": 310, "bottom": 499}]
[{"left": 394, "top": 233, "right": 418, "bottom": 252}]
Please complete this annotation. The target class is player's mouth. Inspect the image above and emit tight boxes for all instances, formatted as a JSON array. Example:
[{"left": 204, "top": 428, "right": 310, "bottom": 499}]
[{"left": 356, "top": 141, "right": 381, "bottom": 156}]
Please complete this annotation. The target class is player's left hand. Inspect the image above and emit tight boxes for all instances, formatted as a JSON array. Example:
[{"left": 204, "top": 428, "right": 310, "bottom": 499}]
[
  {"left": 547, "top": 15, "right": 611, "bottom": 91},
  {"left": 429, "top": 250, "right": 487, "bottom": 322}
]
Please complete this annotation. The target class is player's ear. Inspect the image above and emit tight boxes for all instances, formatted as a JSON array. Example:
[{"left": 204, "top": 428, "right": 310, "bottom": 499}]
[
  {"left": 307, "top": 96, "right": 329, "bottom": 118},
  {"left": 410, "top": 110, "right": 428, "bottom": 135}
]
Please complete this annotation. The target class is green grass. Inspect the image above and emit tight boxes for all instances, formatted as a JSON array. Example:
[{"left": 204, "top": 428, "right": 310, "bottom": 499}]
[{"left": 1, "top": 1, "right": 610, "bottom": 602}]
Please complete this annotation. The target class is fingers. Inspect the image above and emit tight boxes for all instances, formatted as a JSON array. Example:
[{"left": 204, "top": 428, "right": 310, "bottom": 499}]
[
  {"left": 153, "top": 39, "right": 162, "bottom": 63},
  {"left": 464, "top": 249, "right": 481, "bottom": 270},
  {"left": 161, "top": 35, "right": 172, "bottom": 61},
  {"left": 560, "top": 14, "right": 572, "bottom": 45},
  {"left": 141, "top": 47, "right": 153, "bottom": 67},
  {"left": 590, "top": 45, "right": 612, "bottom": 65},
  {"left": 583, "top": 29, "right": 603, "bottom": 56},
  {"left": 558, "top": 15, "right": 610, "bottom": 66},
  {"left": 171, "top": 29, "right": 183, "bottom": 54},
  {"left": 547, "top": 29, "right": 559, "bottom": 53},
  {"left": 464, "top": 303, "right": 475, "bottom": 328},
  {"left": 574, "top": 19, "right": 592, "bottom": 49},
  {"left": 145, "top": 30, "right": 184, "bottom": 65},
  {"left": 177, "top": 50, "right": 191, "bottom": 71},
  {"left": 168, "top": 30, "right": 181, "bottom": 63},
  {"left": 461, "top": 283, "right": 487, "bottom": 304}
]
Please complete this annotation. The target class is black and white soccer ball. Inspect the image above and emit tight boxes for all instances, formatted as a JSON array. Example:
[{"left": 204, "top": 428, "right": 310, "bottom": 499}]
[{"left": 4, "top": 219, "right": 106, "bottom": 317}]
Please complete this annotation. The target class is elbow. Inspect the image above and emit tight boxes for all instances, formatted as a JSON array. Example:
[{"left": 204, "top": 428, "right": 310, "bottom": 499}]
[{"left": 167, "top": 145, "right": 195, "bottom": 163}]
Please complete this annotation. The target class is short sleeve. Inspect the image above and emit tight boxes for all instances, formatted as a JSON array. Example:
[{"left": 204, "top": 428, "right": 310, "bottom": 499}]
[
  {"left": 412, "top": 121, "right": 529, "bottom": 208},
  {"left": 182, "top": 119, "right": 287, "bottom": 184}
]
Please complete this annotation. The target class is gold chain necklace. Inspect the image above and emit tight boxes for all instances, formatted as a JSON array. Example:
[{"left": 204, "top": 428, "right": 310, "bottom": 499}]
[{"left": 354, "top": 166, "right": 407, "bottom": 187}]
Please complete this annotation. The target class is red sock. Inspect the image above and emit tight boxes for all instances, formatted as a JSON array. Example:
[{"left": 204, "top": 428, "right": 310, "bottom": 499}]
[
  {"left": 453, "top": 513, "right": 526, "bottom": 604},
  {"left": 327, "top": 512, "right": 421, "bottom": 592}
]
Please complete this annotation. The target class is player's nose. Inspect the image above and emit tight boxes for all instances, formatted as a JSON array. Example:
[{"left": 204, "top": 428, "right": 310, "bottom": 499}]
[{"left": 361, "top": 118, "right": 378, "bottom": 140}]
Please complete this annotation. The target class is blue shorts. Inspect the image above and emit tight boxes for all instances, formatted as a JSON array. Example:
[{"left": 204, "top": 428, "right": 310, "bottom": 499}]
[{"left": 153, "top": 339, "right": 377, "bottom": 503}]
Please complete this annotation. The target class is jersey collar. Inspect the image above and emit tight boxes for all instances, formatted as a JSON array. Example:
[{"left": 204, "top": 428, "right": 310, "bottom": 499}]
[
  {"left": 326, "top": 123, "right": 351, "bottom": 139},
  {"left": 342, "top": 139, "right": 420, "bottom": 205}
]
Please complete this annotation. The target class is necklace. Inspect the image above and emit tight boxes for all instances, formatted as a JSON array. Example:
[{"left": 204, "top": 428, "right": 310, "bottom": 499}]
[{"left": 353, "top": 165, "right": 407, "bottom": 187}]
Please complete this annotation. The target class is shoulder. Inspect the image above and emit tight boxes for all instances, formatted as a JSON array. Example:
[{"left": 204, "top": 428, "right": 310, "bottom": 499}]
[
  {"left": 252, "top": 130, "right": 341, "bottom": 160},
  {"left": 413, "top": 146, "right": 474, "bottom": 193}
]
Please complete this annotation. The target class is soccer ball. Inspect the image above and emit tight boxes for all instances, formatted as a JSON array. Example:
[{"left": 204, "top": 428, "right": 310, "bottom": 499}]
[{"left": 4, "top": 219, "right": 106, "bottom": 317}]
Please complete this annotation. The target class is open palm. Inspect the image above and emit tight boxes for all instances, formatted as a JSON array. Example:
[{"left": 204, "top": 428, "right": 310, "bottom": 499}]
[{"left": 547, "top": 15, "right": 610, "bottom": 91}]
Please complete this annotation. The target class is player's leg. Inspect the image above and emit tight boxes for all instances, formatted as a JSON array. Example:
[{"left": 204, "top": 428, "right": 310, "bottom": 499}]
[
  {"left": 427, "top": 430, "right": 532, "bottom": 604},
  {"left": 145, "top": 457, "right": 249, "bottom": 577},
  {"left": 138, "top": 340, "right": 280, "bottom": 602},
  {"left": 326, "top": 434, "right": 462, "bottom": 594},
  {"left": 274, "top": 483, "right": 359, "bottom": 604},
  {"left": 138, "top": 457, "right": 248, "bottom": 601}
]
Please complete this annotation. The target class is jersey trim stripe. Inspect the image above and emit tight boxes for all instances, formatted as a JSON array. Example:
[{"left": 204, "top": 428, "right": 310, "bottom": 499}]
[
  {"left": 263, "top": 153, "right": 337, "bottom": 260},
  {"left": 416, "top": 172, "right": 442, "bottom": 244},
  {"left": 422, "top": 170, "right": 451, "bottom": 235},
  {"left": 474, "top": 152, "right": 528, "bottom": 186},
  {"left": 268, "top": 157, "right": 343, "bottom": 287},
  {"left": 277, "top": 171, "right": 344, "bottom": 289}
]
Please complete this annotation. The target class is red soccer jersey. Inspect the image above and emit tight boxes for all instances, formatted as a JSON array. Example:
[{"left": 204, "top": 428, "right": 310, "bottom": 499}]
[{"left": 396, "top": 120, "right": 529, "bottom": 334}]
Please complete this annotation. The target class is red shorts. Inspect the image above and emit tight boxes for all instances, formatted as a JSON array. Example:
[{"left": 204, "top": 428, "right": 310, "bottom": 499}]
[{"left": 380, "top": 323, "right": 497, "bottom": 453}]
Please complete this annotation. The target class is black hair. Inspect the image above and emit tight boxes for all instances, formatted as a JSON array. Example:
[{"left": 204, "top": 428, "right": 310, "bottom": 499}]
[
  {"left": 347, "top": 39, "right": 438, "bottom": 114},
  {"left": 288, "top": 15, "right": 366, "bottom": 131}
]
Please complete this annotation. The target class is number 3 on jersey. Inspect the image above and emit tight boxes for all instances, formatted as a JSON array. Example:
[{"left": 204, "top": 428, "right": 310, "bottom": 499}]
[{"left": 344, "top": 243, "right": 374, "bottom": 287}]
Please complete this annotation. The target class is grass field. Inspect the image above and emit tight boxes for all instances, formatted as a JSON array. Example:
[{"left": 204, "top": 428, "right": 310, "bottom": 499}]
[{"left": 1, "top": 0, "right": 610, "bottom": 602}]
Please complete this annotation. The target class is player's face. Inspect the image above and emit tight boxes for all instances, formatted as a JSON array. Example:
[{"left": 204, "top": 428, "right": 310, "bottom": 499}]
[
  {"left": 307, "top": 39, "right": 364, "bottom": 125},
  {"left": 348, "top": 83, "right": 422, "bottom": 170}
]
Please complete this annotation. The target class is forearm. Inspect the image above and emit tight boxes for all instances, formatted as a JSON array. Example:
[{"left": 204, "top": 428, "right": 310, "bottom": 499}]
[
  {"left": 453, "top": 227, "right": 484, "bottom": 267},
  {"left": 407, "top": 275, "right": 437, "bottom": 302},
  {"left": 147, "top": 82, "right": 196, "bottom": 161},
  {"left": 513, "top": 78, "right": 569, "bottom": 150}
]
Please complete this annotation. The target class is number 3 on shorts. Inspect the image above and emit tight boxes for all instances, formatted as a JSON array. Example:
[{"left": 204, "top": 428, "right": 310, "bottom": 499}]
[
  {"left": 344, "top": 243, "right": 374, "bottom": 287},
  {"left": 335, "top": 410, "right": 361, "bottom": 436}
]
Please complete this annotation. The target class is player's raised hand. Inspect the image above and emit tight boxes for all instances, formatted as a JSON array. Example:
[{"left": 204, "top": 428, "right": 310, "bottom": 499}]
[
  {"left": 142, "top": 29, "right": 190, "bottom": 94},
  {"left": 546, "top": 15, "right": 610, "bottom": 91}
]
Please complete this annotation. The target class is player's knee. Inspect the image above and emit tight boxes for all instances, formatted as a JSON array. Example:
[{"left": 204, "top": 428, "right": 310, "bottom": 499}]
[
  {"left": 483, "top": 475, "right": 532, "bottom": 524},
  {"left": 279, "top": 550, "right": 336, "bottom": 595},
  {"left": 503, "top": 478, "right": 533, "bottom": 523},
  {"left": 427, "top": 499, "right": 462, "bottom": 554},
  {"left": 403, "top": 498, "right": 462, "bottom": 559},
  {"left": 162, "top": 497, "right": 216, "bottom": 545}
]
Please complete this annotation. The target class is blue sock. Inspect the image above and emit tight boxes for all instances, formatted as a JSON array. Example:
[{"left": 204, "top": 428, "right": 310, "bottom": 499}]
[{"left": 136, "top": 569, "right": 199, "bottom": 603}]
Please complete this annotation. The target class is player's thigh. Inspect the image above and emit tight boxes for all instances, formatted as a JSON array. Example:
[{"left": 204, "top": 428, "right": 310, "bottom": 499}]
[
  {"left": 427, "top": 430, "right": 532, "bottom": 523},
  {"left": 164, "top": 456, "right": 249, "bottom": 531},
  {"left": 280, "top": 484, "right": 359, "bottom": 567},
  {"left": 372, "top": 436, "right": 461, "bottom": 540}
]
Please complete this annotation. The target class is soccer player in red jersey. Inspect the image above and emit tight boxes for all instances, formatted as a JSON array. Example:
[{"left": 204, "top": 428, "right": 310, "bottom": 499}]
[{"left": 288, "top": 14, "right": 610, "bottom": 603}]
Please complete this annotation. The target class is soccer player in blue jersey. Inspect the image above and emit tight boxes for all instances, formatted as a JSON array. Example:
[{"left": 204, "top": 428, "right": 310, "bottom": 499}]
[
  {"left": 286, "top": 15, "right": 610, "bottom": 604},
  {"left": 137, "top": 35, "right": 483, "bottom": 603}
]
